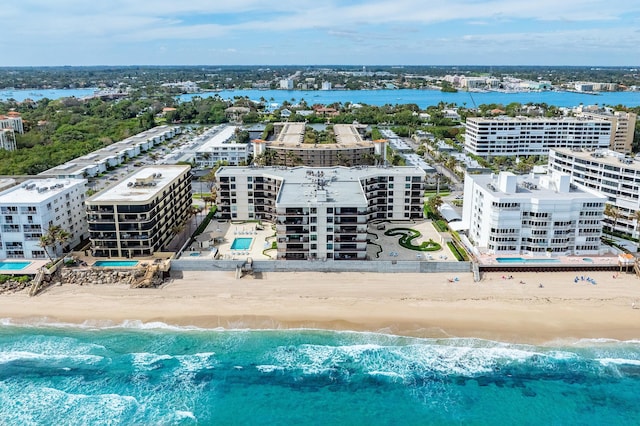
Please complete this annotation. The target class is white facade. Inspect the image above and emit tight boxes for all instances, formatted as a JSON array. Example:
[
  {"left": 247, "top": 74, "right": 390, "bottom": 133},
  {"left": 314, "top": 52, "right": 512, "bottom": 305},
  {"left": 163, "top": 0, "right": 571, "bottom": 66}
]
[
  {"left": 464, "top": 116, "right": 612, "bottom": 157},
  {"left": 0, "top": 178, "right": 88, "bottom": 259},
  {"left": 216, "top": 166, "right": 425, "bottom": 260},
  {"left": 321, "top": 81, "right": 332, "bottom": 90},
  {"left": 462, "top": 171, "right": 606, "bottom": 255},
  {"left": 194, "top": 125, "right": 250, "bottom": 167},
  {"left": 40, "top": 125, "right": 181, "bottom": 179},
  {"left": 549, "top": 148, "right": 640, "bottom": 238},
  {"left": 279, "top": 79, "right": 294, "bottom": 90},
  {"left": 0, "top": 129, "right": 17, "bottom": 151},
  {"left": 0, "top": 113, "right": 23, "bottom": 134}
]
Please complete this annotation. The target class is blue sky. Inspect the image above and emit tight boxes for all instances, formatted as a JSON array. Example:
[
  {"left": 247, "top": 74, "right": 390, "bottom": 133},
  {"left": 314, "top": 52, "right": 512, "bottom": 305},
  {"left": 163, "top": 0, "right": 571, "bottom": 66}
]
[{"left": 3, "top": 0, "right": 640, "bottom": 66}]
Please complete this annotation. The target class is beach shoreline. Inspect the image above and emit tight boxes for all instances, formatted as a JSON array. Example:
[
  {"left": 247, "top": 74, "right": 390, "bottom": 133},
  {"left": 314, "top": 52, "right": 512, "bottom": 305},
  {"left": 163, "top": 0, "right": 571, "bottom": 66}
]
[{"left": 2, "top": 270, "right": 639, "bottom": 345}]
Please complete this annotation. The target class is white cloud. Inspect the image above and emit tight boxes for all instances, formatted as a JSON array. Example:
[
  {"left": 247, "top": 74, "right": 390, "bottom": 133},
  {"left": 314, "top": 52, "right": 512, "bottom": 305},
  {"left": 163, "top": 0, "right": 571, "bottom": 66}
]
[{"left": 3, "top": 0, "right": 640, "bottom": 65}]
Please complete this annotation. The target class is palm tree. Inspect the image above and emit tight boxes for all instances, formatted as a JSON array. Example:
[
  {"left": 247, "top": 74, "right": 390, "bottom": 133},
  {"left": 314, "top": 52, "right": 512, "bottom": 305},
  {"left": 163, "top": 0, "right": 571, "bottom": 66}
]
[
  {"left": 604, "top": 204, "right": 621, "bottom": 233},
  {"left": 38, "top": 225, "right": 71, "bottom": 263},
  {"left": 428, "top": 195, "right": 444, "bottom": 216}
]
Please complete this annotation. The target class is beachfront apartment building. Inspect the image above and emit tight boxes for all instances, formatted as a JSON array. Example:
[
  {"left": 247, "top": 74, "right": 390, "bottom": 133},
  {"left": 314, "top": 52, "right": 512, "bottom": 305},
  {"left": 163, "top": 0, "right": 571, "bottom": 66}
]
[
  {"left": 194, "top": 125, "right": 250, "bottom": 167},
  {"left": 86, "top": 165, "right": 191, "bottom": 258},
  {"left": 462, "top": 171, "right": 606, "bottom": 255},
  {"left": 253, "top": 123, "right": 388, "bottom": 167},
  {"left": 0, "top": 178, "right": 88, "bottom": 259},
  {"left": 215, "top": 165, "right": 426, "bottom": 260},
  {"left": 549, "top": 148, "right": 640, "bottom": 238},
  {"left": 464, "top": 116, "right": 612, "bottom": 157},
  {"left": 576, "top": 107, "right": 637, "bottom": 154}
]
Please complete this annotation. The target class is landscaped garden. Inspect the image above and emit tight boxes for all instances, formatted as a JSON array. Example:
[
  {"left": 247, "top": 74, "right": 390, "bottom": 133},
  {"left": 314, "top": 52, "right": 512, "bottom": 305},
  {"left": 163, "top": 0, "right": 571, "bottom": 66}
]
[{"left": 384, "top": 228, "right": 442, "bottom": 252}]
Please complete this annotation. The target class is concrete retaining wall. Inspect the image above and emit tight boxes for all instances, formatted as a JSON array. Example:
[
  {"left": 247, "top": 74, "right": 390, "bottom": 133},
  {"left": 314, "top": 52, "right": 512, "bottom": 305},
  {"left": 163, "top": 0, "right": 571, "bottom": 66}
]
[{"left": 170, "top": 259, "right": 473, "bottom": 274}]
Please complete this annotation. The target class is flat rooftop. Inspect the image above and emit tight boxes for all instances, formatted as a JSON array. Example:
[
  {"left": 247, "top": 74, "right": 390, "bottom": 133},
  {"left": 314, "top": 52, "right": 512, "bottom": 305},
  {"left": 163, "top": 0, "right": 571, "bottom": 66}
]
[
  {"left": 39, "top": 126, "right": 179, "bottom": 176},
  {"left": 468, "top": 173, "right": 606, "bottom": 201},
  {"left": 218, "top": 165, "right": 425, "bottom": 206},
  {"left": 0, "top": 178, "right": 86, "bottom": 204},
  {"left": 197, "top": 125, "right": 245, "bottom": 151},
  {"left": 467, "top": 115, "right": 610, "bottom": 124},
  {"left": 552, "top": 148, "right": 640, "bottom": 170},
  {"left": 87, "top": 165, "right": 189, "bottom": 203},
  {"left": 269, "top": 123, "right": 373, "bottom": 149}
]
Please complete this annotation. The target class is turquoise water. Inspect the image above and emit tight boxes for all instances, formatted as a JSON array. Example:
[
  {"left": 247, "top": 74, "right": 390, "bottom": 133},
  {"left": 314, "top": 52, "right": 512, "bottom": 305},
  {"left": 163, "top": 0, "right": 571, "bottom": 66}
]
[
  {"left": 180, "top": 89, "right": 640, "bottom": 108},
  {"left": 0, "top": 261, "right": 31, "bottom": 271},
  {"left": 2, "top": 87, "right": 639, "bottom": 108},
  {"left": 0, "top": 323, "right": 639, "bottom": 425},
  {"left": 496, "top": 257, "right": 561, "bottom": 264},
  {"left": 93, "top": 260, "right": 139, "bottom": 267},
  {"left": 231, "top": 237, "right": 253, "bottom": 250}
]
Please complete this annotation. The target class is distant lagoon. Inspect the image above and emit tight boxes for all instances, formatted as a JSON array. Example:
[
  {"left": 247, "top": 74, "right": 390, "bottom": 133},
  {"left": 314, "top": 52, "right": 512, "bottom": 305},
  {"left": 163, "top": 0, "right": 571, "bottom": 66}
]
[
  {"left": 1, "top": 87, "right": 639, "bottom": 108},
  {"left": 179, "top": 88, "right": 640, "bottom": 109}
]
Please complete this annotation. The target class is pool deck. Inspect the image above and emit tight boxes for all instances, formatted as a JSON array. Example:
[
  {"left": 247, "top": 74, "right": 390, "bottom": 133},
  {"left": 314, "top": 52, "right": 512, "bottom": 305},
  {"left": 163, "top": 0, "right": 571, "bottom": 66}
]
[
  {"left": 0, "top": 259, "right": 49, "bottom": 275},
  {"left": 476, "top": 252, "right": 621, "bottom": 269},
  {"left": 183, "top": 220, "right": 275, "bottom": 261},
  {"left": 182, "top": 219, "right": 457, "bottom": 262}
]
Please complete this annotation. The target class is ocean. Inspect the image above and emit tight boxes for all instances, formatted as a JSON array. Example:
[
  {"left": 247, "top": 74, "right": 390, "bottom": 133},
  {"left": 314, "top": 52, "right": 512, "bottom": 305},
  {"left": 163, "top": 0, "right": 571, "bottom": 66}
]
[{"left": 1, "top": 321, "right": 639, "bottom": 425}]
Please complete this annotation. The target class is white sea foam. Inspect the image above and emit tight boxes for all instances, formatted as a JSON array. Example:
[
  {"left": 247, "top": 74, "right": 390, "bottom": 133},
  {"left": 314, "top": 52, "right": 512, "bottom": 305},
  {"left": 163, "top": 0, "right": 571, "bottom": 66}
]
[
  {"left": 0, "top": 351, "right": 104, "bottom": 366},
  {"left": 175, "top": 352, "right": 217, "bottom": 372},
  {"left": 597, "top": 358, "right": 640, "bottom": 366},
  {"left": 267, "top": 340, "right": 553, "bottom": 379},
  {"left": 256, "top": 364, "right": 284, "bottom": 373},
  {"left": 130, "top": 352, "right": 174, "bottom": 370},
  {"left": 174, "top": 410, "right": 196, "bottom": 420},
  {"left": 0, "top": 383, "right": 140, "bottom": 425}
]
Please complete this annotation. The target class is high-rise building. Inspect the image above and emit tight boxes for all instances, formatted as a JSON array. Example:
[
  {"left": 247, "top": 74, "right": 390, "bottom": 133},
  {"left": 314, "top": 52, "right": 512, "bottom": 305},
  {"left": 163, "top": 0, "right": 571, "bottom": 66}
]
[
  {"left": 549, "top": 148, "right": 640, "bottom": 238},
  {"left": 464, "top": 116, "right": 612, "bottom": 157},
  {"left": 0, "top": 178, "right": 88, "bottom": 259},
  {"left": 462, "top": 171, "right": 605, "bottom": 255},
  {"left": 576, "top": 107, "right": 637, "bottom": 154},
  {"left": 215, "top": 166, "right": 425, "bottom": 260},
  {"left": 86, "top": 165, "right": 191, "bottom": 258}
]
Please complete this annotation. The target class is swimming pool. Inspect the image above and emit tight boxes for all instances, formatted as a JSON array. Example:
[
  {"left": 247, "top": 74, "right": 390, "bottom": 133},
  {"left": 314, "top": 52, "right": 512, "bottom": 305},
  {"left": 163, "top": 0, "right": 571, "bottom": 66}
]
[
  {"left": 231, "top": 237, "right": 253, "bottom": 250},
  {"left": 93, "top": 260, "right": 140, "bottom": 267},
  {"left": 189, "top": 252, "right": 201, "bottom": 257},
  {"left": 496, "top": 257, "right": 560, "bottom": 264},
  {"left": 0, "top": 261, "right": 32, "bottom": 271}
]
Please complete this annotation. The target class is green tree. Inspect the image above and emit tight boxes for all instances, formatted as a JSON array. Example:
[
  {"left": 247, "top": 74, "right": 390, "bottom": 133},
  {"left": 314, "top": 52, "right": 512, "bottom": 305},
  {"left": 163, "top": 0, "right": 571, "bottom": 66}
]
[
  {"left": 604, "top": 204, "right": 621, "bottom": 233},
  {"left": 38, "top": 225, "right": 71, "bottom": 262}
]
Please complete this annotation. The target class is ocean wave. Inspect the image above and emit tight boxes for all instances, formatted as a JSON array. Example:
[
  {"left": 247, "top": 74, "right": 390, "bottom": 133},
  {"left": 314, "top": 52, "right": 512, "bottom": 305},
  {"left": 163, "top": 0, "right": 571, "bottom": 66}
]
[
  {"left": 0, "top": 351, "right": 104, "bottom": 366},
  {"left": 0, "top": 384, "right": 140, "bottom": 425},
  {"left": 597, "top": 358, "right": 640, "bottom": 366},
  {"left": 256, "top": 364, "right": 285, "bottom": 373}
]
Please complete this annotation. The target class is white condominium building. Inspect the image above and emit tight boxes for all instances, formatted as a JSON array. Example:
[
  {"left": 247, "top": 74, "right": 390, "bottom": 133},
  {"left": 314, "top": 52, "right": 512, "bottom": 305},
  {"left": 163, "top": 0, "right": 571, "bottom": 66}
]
[
  {"left": 86, "top": 165, "right": 191, "bottom": 258},
  {"left": 0, "top": 112, "right": 24, "bottom": 134},
  {"left": 0, "top": 178, "right": 88, "bottom": 259},
  {"left": 194, "top": 125, "right": 249, "bottom": 167},
  {"left": 462, "top": 171, "right": 606, "bottom": 255},
  {"left": 464, "top": 116, "right": 612, "bottom": 157},
  {"left": 549, "top": 148, "right": 640, "bottom": 238},
  {"left": 215, "top": 166, "right": 425, "bottom": 260},
  {"left": 0, "top": 129, "right": 16, "bottom": 151}
]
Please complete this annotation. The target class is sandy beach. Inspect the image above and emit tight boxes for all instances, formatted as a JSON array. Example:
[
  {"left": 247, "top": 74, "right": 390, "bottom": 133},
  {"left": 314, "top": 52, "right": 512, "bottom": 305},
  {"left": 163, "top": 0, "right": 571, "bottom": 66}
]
[{"left": 2, "top": 270, "right": 640, "bottom": 344}]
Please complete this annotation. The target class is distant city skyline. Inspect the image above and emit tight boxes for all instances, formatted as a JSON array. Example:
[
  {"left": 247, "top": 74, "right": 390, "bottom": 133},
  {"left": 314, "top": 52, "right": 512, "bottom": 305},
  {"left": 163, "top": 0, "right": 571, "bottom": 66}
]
[{"left": 4, "top": 0, "right": 640, "bottom": 67}]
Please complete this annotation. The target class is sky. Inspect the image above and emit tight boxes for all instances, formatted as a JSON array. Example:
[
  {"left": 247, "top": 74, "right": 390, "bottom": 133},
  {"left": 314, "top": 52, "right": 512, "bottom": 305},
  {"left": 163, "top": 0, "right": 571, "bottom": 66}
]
[{"left": 3, "top": 0, "right": 640, "bottom": 66}]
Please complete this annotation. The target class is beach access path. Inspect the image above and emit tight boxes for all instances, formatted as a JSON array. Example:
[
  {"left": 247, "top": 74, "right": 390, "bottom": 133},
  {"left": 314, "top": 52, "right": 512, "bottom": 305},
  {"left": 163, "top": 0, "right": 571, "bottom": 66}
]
[{"left": 2, "top": 270, "right": 639, "bottom": 345}]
